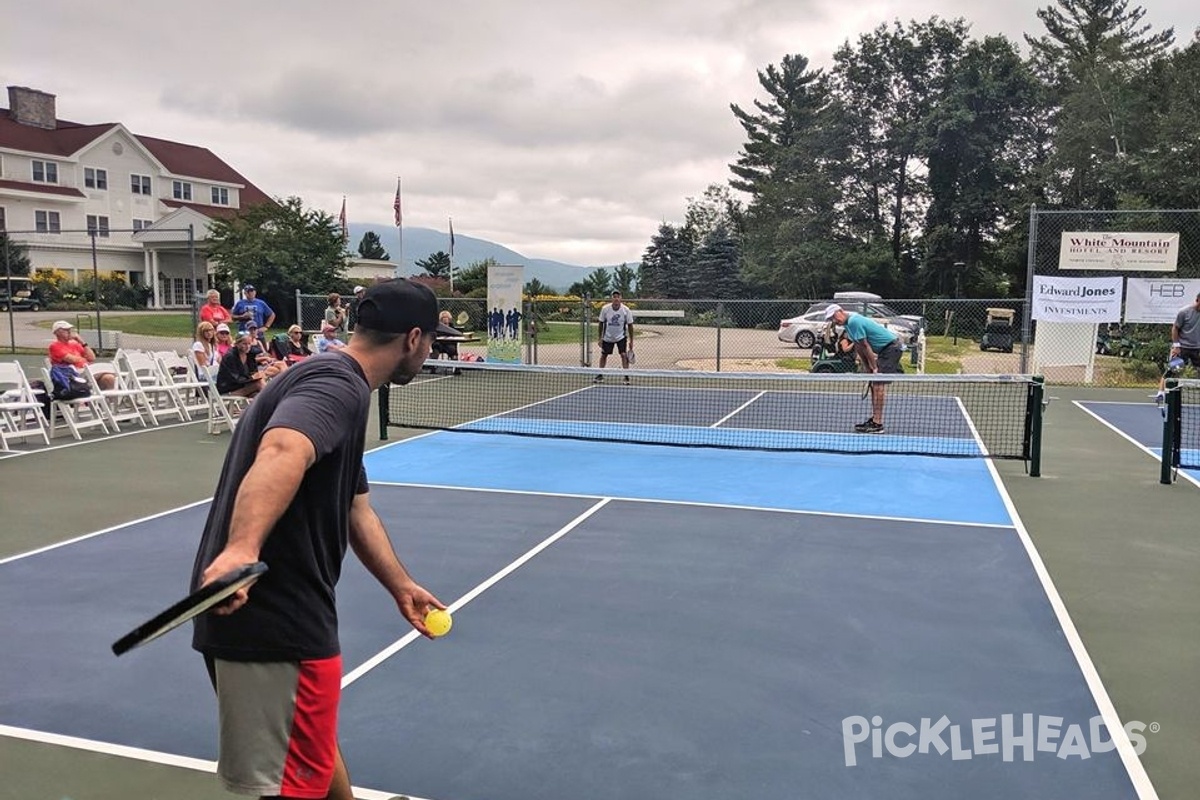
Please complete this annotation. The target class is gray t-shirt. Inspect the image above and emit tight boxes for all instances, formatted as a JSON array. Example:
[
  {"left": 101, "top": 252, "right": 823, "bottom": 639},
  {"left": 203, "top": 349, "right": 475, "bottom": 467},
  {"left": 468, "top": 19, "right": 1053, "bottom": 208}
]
[
  {"left": 1175, "top": 305, "right": 1200, "bottom": 348},
  {"left": 192, "top": 352, "right": 370, "bottom": 661}
]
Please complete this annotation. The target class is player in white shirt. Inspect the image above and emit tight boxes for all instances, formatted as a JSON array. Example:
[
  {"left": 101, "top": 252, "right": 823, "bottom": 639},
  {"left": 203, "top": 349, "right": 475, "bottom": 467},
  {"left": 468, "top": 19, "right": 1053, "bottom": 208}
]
[{"left": 596, "top": 290, "right": 635, "bottom": 383}]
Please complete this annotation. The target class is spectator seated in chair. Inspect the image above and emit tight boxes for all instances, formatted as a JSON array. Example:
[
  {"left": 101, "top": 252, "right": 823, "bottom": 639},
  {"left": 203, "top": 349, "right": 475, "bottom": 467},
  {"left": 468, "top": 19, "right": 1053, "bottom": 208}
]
[
  {"left": 316, "top": 321, "right": 347, "bottom": 354},
  {"left": 273, "top": 325, "right": 313, "bottom": 365},
  {"left": 215, "top": 332, "right": 266, "bottom": 398},
  {"left": 432, "top": 310, "right": 464, "bottom": 361},
  {"left": 48, "top": 320, "right": 115, "bottom": 390},
  {"left": 244, "top": 323, "right": 287, "bottom": 380}
]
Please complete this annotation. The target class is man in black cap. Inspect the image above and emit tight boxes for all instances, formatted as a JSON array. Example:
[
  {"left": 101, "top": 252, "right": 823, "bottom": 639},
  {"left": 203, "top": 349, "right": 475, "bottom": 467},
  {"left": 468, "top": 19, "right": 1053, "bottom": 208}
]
[{"left": 190, "top": 279, "right": 446, "bottom": 800}]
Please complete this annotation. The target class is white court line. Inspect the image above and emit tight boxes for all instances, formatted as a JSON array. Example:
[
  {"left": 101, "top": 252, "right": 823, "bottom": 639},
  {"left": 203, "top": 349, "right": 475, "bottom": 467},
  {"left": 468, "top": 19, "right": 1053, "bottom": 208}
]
[
  {"left": 0, "top": 497, "right": 213, "bottom": 566},
  {"left": 0, "top": 724, "right": 432, "bottom": 800},
  {"left": 710, "top": 390, "right": 766, "bottom": 427},
  {"left": 0, "top": 418, "right": 206, "bottom": 459},
  {"left": 1073, "top": 401, "right": 1200, "bottom": 490},
  {"left": 973, "top": 417, "right": 1160, "bottom": 799},
  {"left": 369, "top": 480, "right": 1016, "bottom": 530},
  {"left": 341, "top": 497, "right": 612, "bottom": 688}
]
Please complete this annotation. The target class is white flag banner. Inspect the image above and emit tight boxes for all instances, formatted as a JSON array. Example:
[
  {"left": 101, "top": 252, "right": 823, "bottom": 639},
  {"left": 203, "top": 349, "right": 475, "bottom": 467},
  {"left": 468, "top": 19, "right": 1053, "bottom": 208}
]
[
  {"left": 1032, "top": 276, "right": 1123, "bottom": 322},
  {"left": 486, "top": 264, "right": 525, "bottom": 363},
  {"left": 1124, "top": 278, "right": 1200, "bottom": 323},
  {"left": 1058, "top": 231, "right": 1180, "bottom": 271}
]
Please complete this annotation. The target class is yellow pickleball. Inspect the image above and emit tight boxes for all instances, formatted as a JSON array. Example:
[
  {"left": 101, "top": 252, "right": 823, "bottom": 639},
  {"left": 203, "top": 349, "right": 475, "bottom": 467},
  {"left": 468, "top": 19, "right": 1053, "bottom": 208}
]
[{"left": 425, "top": 608, "right": 453, "bottom": 637}]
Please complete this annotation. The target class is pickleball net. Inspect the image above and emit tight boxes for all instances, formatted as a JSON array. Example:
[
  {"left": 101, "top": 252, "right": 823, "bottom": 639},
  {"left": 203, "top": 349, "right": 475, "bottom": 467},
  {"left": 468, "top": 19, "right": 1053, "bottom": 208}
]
[
  {"left": 1162, "top": 379, "right": 1200, "bottom": 477},
  {"left": 381, "top": 362, "right": 1046, "bottom": 464}
]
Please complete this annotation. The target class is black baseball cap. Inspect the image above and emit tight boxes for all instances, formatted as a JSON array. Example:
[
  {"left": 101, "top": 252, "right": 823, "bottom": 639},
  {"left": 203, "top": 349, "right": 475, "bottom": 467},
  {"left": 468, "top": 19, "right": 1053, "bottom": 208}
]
[{"left": 356, "top": 279, "right": 439, "bottom": 335}]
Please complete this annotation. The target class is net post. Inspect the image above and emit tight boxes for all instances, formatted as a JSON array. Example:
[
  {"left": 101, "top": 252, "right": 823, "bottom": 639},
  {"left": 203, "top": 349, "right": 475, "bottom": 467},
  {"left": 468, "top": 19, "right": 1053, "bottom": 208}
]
[
  {"left": 1161, "top": 379, "right": 1180, "bottom": 484},
  {"left": 1026, "top": 375, "right": 1045, "bottom": 477},
  {"left": 378, "top": 383, "right": 390, "bottom": 440}
]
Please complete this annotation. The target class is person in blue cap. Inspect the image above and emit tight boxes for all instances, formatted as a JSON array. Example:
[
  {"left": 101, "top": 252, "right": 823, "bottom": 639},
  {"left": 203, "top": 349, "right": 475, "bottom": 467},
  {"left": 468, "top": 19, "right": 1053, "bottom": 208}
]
[{"left": 231, "top": 284, "right": 276, "bottom": 341}]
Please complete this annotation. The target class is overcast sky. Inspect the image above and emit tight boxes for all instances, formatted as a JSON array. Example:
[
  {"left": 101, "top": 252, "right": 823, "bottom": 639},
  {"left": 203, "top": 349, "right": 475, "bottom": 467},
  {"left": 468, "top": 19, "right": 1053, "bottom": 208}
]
[{"left": 3, "top": 1, "right": 1193, "bottom": 266}]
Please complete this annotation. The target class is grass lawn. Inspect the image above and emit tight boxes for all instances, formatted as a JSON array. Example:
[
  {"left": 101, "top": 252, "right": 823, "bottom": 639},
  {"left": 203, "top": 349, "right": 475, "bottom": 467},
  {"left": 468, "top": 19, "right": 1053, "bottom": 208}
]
[
  {"left": 774, "top": 335, "right": 973, "bottom": 374},
  {"left": 36, "top": 313, "right": 196, "bottom": 338}
]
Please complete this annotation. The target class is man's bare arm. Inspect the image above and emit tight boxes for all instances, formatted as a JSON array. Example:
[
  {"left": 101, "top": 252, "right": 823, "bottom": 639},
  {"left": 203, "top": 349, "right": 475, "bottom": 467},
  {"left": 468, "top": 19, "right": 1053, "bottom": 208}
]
[
  {"left": 349, "top": 493, "right": 444, "bottom": 638},
  {"left": 201, "top": 428, "right": 315, "bottom": 611}
]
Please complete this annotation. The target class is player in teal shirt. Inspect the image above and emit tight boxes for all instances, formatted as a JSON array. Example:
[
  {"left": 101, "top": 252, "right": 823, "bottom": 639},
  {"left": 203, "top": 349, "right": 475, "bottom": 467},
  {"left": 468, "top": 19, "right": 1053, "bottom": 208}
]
[{"left": 824, "top": 304, "right": 903, "bottom": 433}]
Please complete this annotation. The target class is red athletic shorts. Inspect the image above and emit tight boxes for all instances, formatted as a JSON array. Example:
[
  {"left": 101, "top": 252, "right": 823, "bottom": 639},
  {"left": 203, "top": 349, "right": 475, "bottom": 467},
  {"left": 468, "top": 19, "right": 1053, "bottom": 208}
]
[{"left": 206, "top": 655, "right": 342, "bottom": 798}]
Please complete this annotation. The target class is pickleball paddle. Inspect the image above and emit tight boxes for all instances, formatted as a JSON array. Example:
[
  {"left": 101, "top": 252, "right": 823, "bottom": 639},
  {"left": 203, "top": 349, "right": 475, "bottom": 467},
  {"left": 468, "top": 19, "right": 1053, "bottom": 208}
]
[{"left": 111, "top": 562, "right": 268, "bottom": 656}]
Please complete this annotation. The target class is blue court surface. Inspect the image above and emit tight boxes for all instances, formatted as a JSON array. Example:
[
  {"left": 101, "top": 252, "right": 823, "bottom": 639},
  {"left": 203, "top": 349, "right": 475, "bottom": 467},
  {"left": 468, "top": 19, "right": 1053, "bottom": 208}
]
[
  {"left": 0, "top": 431, "right": 1156, "bottom": 799},
  {"left": 1076, "top": 400, "right": 1200, "bottom": 485}
]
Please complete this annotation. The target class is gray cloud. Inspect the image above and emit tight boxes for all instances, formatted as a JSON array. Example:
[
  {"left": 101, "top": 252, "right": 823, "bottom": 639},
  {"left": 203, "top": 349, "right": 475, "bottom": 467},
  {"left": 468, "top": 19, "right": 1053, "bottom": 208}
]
[{"left": 3, "top": 0, "right": 1193, "bottom": 265}]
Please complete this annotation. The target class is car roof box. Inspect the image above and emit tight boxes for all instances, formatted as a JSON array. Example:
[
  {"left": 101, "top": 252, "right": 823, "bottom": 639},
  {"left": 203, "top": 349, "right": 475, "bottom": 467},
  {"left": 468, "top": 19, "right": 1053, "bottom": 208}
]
[{"left": 832, "top": 291, "right": 883, "bottom": 303}]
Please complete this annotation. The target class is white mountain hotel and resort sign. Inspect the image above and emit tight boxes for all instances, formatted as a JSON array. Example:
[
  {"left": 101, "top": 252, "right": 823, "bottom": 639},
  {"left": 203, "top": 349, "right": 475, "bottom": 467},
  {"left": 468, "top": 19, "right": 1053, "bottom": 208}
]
[{"left": 1058, "top": 231, "right": 1180, "bottom": 272}]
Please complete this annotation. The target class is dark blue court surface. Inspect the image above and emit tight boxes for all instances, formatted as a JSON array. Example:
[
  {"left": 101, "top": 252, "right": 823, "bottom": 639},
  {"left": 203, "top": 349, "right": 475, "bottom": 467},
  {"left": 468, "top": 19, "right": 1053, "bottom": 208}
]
[
  {"left": 1076, "top": 400, "right": 1200, "bottom": 484},
  {"left": 0, "top": 432, "right": 1154, "bottom": 799}
]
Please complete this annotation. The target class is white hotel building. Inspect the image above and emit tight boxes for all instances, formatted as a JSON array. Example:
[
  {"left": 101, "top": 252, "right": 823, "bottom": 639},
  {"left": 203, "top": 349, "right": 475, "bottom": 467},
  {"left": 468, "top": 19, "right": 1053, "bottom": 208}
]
[{"left": 0, "top": 85, "right": 272, "bottom": 308}]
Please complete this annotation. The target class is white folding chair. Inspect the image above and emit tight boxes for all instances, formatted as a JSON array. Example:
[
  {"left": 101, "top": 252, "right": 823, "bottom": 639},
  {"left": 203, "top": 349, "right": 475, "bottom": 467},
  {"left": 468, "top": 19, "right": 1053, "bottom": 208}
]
[
  {"left": 85, "top": 361, "right": 149, "bottom": 432},
  {"left": 0, "top": 361, "right": 51, "bottom": 450},
  {"left": 153, "top": 350, "right": 211, "bottom": 420},
  {"left": 41, "top": 362, "right": 111, "bottom": 440},
  {"left": 116, "top": 349, "right": 190, "bottom": 425},
  {"left": 202, "top": 364, "right": 250, "bottom": 434}
]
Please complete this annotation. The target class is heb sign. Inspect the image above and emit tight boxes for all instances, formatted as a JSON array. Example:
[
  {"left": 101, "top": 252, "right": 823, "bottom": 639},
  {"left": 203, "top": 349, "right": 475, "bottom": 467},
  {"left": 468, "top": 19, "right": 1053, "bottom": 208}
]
[
  {"left": 1032, "top": 276, "right": 1123, "bottom": 322},
  {"left": 1124, "top": 278, "right": 1200, "bottom": 323},
  {"left": 1058, "top": 231, "right": 1179, "bottom": 272}
]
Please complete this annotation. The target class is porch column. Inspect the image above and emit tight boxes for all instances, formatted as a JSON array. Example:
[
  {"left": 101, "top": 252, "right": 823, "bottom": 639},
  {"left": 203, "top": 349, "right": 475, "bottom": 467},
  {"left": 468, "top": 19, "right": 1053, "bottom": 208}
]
[{"left": 143, "top": 250, "right": 155, "bottom": 309}]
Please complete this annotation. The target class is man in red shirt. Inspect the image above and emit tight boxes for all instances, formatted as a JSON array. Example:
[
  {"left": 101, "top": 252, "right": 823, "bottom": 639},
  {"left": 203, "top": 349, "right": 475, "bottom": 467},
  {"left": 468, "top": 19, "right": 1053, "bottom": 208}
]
[
  {"left": 48, "top": 320, "right": 115, "bottom": 389},
  {"left": 199, "top": 290, "right": 232, "bottom": 326}
]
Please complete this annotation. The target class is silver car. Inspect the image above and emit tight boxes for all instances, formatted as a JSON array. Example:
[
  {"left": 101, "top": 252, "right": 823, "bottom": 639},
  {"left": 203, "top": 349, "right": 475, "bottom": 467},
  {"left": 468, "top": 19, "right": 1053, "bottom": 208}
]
[{"left": 777, "top": 300, "right": 923, "bottom": 349}]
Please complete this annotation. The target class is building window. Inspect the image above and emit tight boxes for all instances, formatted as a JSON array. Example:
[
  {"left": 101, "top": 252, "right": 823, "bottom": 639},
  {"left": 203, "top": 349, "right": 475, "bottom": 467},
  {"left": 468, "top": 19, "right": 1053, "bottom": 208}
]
[
  {"left": 35, "top": 210, "right": 61, "bottom": 233},
  {"left": 32, "top": 160, "right": 59, "bottom": 184},
  {"left": 131, "top": 174, "right": 152, "bottom": 195},
  {"left": 84, "top": 167, "right": 108, "bottom": 190},
  {"left": 132, "top": 218, "right": 154, "bottom": 231},
  {"left": 86, "top": 215, "right": 111, "bottom": 237},
  {"left": 211, "top": 186, "right": 229, "bottom": 205},
  {"left": 173, "top": 181, "right": 193, "bottom": 201},
  {"left": 0, "top": 206, "right": 5, "bottom": 231}
]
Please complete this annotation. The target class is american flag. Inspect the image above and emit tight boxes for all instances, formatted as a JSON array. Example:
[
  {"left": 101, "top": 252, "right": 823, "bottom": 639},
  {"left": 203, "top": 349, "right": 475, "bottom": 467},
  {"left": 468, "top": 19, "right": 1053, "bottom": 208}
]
[
  {"left": 449, "top": 217, "right": 455, "bottom": 257},
  {"left": 393, "top": 179, "right": 402, "bottom": 228},
  {"left": 339, "top": 197, "right": 348, "bottom": 244}
]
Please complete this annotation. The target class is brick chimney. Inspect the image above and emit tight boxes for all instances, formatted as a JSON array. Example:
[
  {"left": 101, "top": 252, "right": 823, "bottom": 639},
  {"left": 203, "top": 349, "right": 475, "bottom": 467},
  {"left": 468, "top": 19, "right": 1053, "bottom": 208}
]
[{"left": 6, "top": 86, "right": 57, "bottom": 130}]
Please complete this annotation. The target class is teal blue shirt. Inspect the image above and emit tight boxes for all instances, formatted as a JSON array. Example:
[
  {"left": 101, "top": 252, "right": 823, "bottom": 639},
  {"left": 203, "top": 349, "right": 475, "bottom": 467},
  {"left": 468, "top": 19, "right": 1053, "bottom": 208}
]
[{"left": 843, "top": 313, "right": 898, "bottom": 353}]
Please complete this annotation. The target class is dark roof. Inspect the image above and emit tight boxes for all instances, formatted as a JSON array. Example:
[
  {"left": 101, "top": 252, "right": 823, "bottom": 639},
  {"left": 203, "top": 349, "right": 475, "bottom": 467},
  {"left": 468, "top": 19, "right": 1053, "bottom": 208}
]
[
  {"left": 0, "top": 178, "right": 85, "bottom": 198},
  {"left": 137, "top": 135, "right": 272, "bottom": 207},
  {"left": 0, "top": 110, "right": 116, "bottom": 157},
  {"left": 0, "top": 107, "right": 271, "bottom": 207},
  {"left": 160, "top": 199, "right": 246, "bottom": 220}
]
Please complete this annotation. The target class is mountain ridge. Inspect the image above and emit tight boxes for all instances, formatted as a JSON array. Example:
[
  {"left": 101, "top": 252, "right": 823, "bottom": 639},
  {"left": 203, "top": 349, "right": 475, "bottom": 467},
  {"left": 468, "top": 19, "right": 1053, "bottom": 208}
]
[{"left": 346, "top": 223, "right": 639, "bottom": 293}]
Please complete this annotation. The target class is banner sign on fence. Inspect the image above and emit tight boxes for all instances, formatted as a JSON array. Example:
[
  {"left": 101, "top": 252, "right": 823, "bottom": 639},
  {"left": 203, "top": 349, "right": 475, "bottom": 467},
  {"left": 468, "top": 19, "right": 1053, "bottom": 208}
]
[
  {"left": 1124, "top": 278, "right": 1200, "bottom": 323},
  {"left": 1032, "top": 276, "right": 1123, "bottom": 322},
  {"left": 1058, "top": 231, "right": 1180, "bottom": 272},
  {"left": 486, "top": 264, "right": 524, "bottom": 363}
]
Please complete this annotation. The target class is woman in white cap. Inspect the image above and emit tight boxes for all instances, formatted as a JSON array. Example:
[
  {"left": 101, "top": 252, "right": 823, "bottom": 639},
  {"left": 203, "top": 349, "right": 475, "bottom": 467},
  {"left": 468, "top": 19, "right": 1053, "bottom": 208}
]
[{"left": 214, "top": 323, "right": 234, "bottom": 358}]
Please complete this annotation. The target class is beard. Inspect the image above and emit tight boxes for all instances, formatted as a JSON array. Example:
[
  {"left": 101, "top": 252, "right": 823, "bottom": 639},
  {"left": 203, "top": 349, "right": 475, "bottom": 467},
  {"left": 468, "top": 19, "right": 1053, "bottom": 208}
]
[{"left": 387, "top": 339, "right": 432, "bottom": 385}]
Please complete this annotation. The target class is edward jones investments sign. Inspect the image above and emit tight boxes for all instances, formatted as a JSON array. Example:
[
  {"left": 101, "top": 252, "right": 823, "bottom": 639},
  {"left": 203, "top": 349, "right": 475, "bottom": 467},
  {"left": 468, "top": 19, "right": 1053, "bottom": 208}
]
[
  {"left": 1058, "top": 231, "right": 1179, "bottom": 271},
  {"left": 1032, "top": 276, "right": 1123, "bottom": 322}
]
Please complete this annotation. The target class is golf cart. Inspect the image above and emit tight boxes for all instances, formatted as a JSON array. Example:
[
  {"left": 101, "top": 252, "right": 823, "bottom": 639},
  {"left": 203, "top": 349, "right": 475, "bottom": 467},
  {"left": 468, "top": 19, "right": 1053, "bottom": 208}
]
[
  {"left": 810, "top": 323, "right": 858, "bottom": 373},
  {"left": 979, "top": 308, "right": 1015, "bottom": 353},
  {"left": 0, "top": 276, "right": 41, "bottom": 312}
]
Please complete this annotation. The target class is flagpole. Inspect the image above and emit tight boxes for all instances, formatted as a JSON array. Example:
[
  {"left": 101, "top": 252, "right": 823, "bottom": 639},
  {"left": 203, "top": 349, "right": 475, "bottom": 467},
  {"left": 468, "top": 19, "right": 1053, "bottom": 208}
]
[
  {"left": 449, "top": 216, "right": 455, "bottom": 293},
  {"left": 394, "top": 177, "right": 404, "bottom": 277}
]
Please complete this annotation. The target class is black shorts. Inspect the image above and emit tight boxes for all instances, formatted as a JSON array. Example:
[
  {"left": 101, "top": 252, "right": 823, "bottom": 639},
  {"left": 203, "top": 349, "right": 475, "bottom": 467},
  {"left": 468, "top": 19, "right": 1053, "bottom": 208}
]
[
  {"left": 870, "top": 341, "right": 904, "bottom": 384},
  {"left": 1179, "top": 348, "right": 1200, "bottom": 368},
  {"left": 600, "top": 338, "right": 627, "bottom": 355}
]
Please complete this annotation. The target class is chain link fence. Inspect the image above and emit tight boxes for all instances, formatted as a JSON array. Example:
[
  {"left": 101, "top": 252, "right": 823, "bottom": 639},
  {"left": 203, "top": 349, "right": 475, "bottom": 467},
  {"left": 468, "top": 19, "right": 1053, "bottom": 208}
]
[
  {"left": 297, "top": 293, "right": 1035, "bottom": 377},
  {"left": 1023, "top": 208, "right": 1200, "bottom": 386}
]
